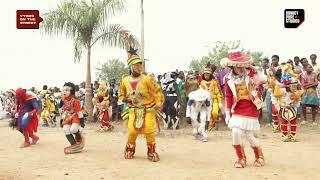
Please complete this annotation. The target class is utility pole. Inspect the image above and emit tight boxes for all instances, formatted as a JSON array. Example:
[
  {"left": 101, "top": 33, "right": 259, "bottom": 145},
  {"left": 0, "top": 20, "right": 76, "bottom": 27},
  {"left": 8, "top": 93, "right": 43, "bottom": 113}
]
[{"left": 140, "top": 0, "right": 145, "bottom": 72}]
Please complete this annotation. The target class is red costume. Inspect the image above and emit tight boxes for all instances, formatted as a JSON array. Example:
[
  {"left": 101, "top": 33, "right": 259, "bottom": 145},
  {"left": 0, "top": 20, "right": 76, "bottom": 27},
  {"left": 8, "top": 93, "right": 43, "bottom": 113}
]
[
  {"left": 92, "top": 81, "right": 113, "bottom": 132},
  {"left": 61, "top": 82, "right": 85, "bottom": 154},
  {"left": 15, "top": 88, "right": 39, "bottom": 148},
  {"left": 223, "top": 51, "right": 265, "bottom": 168},
  {"left": 61, "top": 96, "right": 82, "bottom": 126}
]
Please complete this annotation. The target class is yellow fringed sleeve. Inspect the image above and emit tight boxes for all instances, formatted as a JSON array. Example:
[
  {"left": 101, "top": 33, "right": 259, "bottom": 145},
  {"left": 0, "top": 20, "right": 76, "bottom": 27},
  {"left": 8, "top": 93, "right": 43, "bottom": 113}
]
[
  {"left": 118, "top": 76, "right": 128, "bottom": 102},
  {"left": 92, "top": 97, "right": 97, "bottom": 106},
  {"left": 213, "top": 80, "right": 223, "bottom": 104},
  {"left": 199, "top": 81, "right": 206, "bottom": 90},
  {"left": 145, "top": 76, "right": 164, "bottom": 108},
  {"left": 294, "top": 89, "right": 304, "bottom": 101},
  {"left": 274, "top": 85, "right": 283, "bottom": 97},
  {"left": 118, "top": 75, "right": 164, "bottom": 108},
  {"left": 199, "top": 80, "right": 223, "bottom": 104}
]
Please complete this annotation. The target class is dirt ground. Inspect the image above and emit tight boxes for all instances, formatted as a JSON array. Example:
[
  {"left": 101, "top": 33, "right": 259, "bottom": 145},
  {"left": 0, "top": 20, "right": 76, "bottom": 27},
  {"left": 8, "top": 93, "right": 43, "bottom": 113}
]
[{"left": 0, "top": 117, "right": 320, "bottom": 180}]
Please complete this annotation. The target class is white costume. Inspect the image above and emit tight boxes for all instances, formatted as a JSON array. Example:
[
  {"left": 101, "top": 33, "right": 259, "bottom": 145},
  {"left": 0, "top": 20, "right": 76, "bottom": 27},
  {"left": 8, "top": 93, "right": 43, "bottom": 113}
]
[{"left": 186, "top": 89, "right": 212, "bottom": 142}]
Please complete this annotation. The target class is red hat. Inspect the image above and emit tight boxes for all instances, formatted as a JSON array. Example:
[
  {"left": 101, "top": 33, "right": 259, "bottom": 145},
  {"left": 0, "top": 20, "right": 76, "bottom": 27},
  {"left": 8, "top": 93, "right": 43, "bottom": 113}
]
[
  {"left": 222, "top": 51, "right": 252, "bottom": 67},
  {"left": 210, "top": 64, "right": 217, "bottom": 72}
]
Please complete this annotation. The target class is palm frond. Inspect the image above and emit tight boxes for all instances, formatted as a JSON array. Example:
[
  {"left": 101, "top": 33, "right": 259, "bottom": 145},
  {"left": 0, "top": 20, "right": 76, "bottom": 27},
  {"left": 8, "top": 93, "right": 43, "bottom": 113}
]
[
  {"left": 100, "top": 0, "right": 126, "bottom": 21},
  {"left": 92, "top": 0, "right": 126, "bottom": 34},
  {"left": 91, "top": 24, "right": 140, "bottom": 49},
  {"left": 42, "top": 0, "right": 136, "bottom": 62},
  {"left": 42, "top": 1, "right": 79, "bottom": 38}
]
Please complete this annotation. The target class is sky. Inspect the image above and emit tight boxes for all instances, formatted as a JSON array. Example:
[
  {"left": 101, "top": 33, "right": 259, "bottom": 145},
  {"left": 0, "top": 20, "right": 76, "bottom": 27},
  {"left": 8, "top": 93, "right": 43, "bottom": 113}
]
[{"left": 1, "top": 0, "right": 320, "bottom": 91}]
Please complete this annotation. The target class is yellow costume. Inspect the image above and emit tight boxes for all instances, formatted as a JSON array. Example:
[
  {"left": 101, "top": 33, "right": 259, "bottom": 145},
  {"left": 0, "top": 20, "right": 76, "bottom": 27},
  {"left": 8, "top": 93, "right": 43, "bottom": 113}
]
[
  {"left": 40, "top": 90, "right": 56, "bottom": 127},
  {"left": 269, "top": 64, "right": 303, "bottom": 141},
  {"left": 119, "top": 75, "right": 164, "bottom": 159},
  {"left": 92, "top": 81, "right": 112, "bottom": 132},
  {"left": 119, "top": 32, "right": 164, "bottom": 162},
  {"left": 200, "top": 67, "right": 223, "bottom": 130}
]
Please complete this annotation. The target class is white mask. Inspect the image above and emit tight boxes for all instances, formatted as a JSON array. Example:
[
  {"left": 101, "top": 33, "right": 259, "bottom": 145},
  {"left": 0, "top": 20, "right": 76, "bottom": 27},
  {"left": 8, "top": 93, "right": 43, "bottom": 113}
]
[{"left": 63, "top": 86, "right": 72, "bottom": 97}]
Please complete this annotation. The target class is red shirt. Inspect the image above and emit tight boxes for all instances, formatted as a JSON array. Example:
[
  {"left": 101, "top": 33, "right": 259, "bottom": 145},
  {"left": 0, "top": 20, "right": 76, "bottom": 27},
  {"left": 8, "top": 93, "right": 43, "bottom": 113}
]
[
  {"left": 225, "top": 79, "right": 259, "bottom": 118},
  {"left": 63, "top": 96, "right": 82, "bottom": 125}
]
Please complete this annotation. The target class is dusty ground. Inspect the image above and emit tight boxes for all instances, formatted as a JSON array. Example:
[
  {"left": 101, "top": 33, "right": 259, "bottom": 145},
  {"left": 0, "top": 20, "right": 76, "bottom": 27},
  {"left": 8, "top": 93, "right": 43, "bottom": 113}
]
[{"left": 0, "top": 116, "right": 320, "bottom": 180}]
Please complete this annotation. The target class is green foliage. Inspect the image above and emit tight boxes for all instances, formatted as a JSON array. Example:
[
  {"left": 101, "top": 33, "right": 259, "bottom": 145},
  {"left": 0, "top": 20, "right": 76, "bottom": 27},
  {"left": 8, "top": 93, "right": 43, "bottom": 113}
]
[
  {"left": 96, "top": 59, "right": 128, "bottom": 84},
  {"left": 247, "top": 51, "right": 266, "bottom": 70},
  {"left": 189, "top": 58, "right": 204, "bottom": 72},
  {"left": 189, "top": 41, "right": 266, "bottom": 72},
  {"left": 189, "top": 41, "right": 241, "bottom": 71}
]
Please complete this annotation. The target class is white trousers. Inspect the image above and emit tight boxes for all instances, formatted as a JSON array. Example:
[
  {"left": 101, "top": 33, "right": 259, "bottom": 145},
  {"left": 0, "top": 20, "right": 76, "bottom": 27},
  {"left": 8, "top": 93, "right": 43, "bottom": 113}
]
[
  {"left": 63, "top": 123, "right": 80, "bottom": 135},
  {"left": 232, "top": 128, "right": 259, "bottom": 147},
  {"left": 190, "top": 107, "right": 208, "bottom": 137}
]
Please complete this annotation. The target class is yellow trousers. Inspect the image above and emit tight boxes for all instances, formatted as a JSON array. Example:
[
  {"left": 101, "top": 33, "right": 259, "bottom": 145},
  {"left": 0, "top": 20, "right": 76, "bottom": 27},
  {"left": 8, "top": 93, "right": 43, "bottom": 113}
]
[
  {"left": 127, "top": 109, "right": 156, "bottom": 145},
  {"left": 211, "top": 102, "right": 219, "bottom": 120},
  {"left": 41, "top": 108, "right": 49, "bottom": 120}
]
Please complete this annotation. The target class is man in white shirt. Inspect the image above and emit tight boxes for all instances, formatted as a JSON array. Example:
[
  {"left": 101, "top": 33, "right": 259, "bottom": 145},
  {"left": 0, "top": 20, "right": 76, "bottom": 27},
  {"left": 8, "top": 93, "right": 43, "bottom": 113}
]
[
  {"left": 310, "top": 54, "right": 320, "bottom": 75},
  {"left": 262, "top": 58, "right": 273, "bottom": 126}
]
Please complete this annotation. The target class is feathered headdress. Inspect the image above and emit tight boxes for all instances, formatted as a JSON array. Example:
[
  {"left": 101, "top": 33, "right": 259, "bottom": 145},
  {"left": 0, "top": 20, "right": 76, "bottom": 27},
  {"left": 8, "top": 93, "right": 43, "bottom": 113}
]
[{"left": 124, "top": 32, "right": 142, "bottom": 67}]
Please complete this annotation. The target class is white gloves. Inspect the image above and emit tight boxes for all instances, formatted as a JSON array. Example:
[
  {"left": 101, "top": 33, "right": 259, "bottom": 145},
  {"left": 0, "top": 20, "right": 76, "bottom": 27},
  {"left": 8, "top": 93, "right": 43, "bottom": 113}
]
[
  {"left": 22, "top": 113, "right": 29, "bottom": 120},
  {"left": 218, "top": 103, "right": 224, "bottom": 113},
  {"left": 255, "top": 101, "right": 263, "bottom": 110},
  {"left": 251, "top": 91, "right": 263, "bottom": 110},
  {"left": 108, "top": 106, "right": 113, "bottom": 119},
  {"left": 225, "top": 110, "right": 230, "bottom": 125},
  {"left": 92, "top": 106, "right": 97, "bottom": 115},
  {"left": 61, "top": 113, "right": 66, "bottom": 120},
  {"left": 45, "top": 111, "right": 50, "bottom": 117}
]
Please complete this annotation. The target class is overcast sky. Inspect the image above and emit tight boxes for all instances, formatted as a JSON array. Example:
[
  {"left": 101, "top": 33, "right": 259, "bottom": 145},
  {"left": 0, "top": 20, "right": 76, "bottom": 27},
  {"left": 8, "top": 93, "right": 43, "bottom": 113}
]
[{"left": 1, "top": 0, "right": 319, "bottom": 91}]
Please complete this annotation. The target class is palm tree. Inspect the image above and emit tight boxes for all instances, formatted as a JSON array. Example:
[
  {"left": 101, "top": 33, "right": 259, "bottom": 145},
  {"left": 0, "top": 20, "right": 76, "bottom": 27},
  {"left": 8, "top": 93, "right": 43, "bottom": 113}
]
[
  {"left": 42, "top": 0, "right": 139, "bottom": 120},
  {"left": 140, "top": 0, "right": 145, "bottom": 71}
]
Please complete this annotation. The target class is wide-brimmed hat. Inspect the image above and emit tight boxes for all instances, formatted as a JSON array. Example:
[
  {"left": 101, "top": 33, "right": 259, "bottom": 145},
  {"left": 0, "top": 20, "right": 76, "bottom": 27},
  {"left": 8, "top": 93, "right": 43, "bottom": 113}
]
[{"left": 221, "top": 51, "right": 252, "bottom": 67}]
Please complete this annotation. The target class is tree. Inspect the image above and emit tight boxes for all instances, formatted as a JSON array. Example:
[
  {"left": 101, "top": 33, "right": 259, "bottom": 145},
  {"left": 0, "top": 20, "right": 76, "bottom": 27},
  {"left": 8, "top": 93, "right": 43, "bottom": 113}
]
[
  {"left": 249, "top": 51, "right": 266, "bottom": 69},
  {"left": 189, "top": 41, "right": 241, "bottom": 71},
  {"left": 189, "top": 41, "right": 265, "bottom": 72},
  {"left": 189, "top": 58, "right": 205, "bottom": 72},
  {"left": 42, "top": 0, "right": 139, "bottom": 119},
  {"left": 96, "top": 59, "right": 128, "bottom": 83}
]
